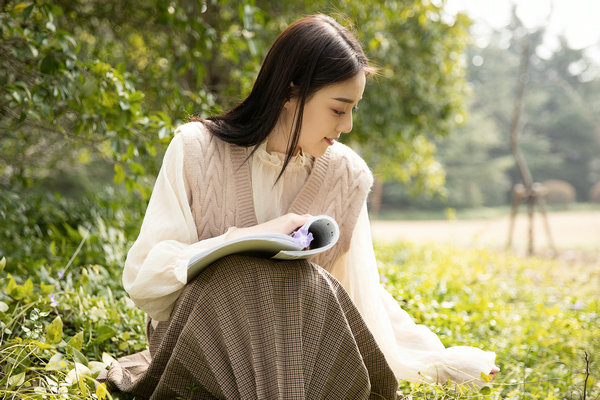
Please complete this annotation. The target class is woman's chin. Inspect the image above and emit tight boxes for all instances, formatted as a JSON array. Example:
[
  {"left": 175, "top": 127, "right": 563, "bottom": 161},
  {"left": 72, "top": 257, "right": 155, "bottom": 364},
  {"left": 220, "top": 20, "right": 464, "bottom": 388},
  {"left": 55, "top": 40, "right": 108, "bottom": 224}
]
[{"left": 302, "top": 142, "right": 330, "bottom": 158}]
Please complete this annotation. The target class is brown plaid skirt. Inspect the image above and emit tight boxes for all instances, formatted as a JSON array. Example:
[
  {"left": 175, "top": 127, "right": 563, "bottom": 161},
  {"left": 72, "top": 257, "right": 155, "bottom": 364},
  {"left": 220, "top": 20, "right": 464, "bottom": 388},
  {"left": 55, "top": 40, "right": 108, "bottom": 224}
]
[{"left": 102, "top": 255, "right": 398, "bottom": 399}]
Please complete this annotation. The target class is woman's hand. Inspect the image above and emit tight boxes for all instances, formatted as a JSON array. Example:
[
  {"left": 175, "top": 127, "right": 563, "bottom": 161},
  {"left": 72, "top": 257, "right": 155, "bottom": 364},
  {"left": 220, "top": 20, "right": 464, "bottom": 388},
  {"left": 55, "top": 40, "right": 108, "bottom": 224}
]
[{"left": 226, "top": 213, "right": 313, "bottom": 240}]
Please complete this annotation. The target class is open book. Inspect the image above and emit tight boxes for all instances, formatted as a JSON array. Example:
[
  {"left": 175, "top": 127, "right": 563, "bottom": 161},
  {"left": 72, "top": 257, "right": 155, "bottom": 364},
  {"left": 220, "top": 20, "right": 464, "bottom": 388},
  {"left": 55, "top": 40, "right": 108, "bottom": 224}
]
[{"left": 187, "top": 215, "right": 339, "bottom": 282}]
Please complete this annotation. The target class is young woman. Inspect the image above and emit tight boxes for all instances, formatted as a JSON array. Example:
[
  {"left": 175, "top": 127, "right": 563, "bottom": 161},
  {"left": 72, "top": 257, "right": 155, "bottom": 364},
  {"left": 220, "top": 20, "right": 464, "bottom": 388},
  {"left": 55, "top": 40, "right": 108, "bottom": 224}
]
[{"left": 105, "top": 14, "right": 498, "bottom": 399}]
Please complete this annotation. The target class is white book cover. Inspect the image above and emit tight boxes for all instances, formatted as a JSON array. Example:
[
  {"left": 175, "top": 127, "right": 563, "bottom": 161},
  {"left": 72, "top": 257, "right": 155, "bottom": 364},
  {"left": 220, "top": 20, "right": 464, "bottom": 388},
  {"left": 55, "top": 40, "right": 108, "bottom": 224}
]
[{"left": 187, "top": 215, "right": 339, "bottom": 282}]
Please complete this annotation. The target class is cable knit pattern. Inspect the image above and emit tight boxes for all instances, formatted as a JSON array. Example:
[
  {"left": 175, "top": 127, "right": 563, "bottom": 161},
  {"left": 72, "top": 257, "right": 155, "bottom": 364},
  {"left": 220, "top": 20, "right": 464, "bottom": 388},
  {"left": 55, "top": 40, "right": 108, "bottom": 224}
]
[
  {"left": 178, "top": 121, "right": 372, "bottom": 270},
  {"left": 288, "top": 142, "right": 373, "bottom": 269}
]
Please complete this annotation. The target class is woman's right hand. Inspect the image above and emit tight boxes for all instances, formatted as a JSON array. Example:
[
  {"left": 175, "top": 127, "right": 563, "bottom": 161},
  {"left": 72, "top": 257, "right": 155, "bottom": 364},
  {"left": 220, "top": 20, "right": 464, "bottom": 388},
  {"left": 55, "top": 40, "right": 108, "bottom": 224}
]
[{"left": 226, "top": 213, "right": 313, "bottom": 241}]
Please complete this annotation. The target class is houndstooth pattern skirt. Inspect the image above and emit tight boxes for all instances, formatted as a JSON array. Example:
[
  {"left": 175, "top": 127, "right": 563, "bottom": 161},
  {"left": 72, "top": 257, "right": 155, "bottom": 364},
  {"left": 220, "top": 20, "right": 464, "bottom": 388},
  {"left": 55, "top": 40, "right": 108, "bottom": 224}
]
[{"left": 102, "top": 255, "right": 398, "bottom": 399}]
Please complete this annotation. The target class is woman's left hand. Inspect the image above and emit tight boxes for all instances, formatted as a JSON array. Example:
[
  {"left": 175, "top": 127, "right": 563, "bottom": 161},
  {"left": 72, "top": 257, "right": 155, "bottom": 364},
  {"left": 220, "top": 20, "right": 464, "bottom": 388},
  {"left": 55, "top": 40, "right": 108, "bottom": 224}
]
[{"left": 226, "top": 213, "right": 313, "bottom": 240}]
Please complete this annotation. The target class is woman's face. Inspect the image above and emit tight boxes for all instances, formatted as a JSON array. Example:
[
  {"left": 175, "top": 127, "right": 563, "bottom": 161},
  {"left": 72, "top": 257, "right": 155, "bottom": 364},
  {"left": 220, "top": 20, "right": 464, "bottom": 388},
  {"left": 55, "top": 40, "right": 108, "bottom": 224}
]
[{"left": 291, "top": 73, "right": 366, "bottom": 158}]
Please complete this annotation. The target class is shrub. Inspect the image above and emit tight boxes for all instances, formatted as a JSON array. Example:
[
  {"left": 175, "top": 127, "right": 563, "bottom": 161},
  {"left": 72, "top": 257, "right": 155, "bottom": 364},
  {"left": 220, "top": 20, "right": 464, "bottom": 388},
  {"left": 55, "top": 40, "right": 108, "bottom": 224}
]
[
  {"left": 541, "top": 179, "right": 576, "bottom": 205},
  {"left": 590, "top": 182, "right": 600, "bottom": 203},
  {"left": 0, "top": 188, "right": 145, "bottom": 277}
]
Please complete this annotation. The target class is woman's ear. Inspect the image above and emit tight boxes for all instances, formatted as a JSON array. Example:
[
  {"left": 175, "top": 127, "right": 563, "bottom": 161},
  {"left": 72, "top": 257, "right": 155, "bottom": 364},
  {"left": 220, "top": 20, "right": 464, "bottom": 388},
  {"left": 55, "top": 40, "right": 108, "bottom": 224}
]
[
  {"left": 283, "top": 82, "right": 295, "bottom": 103},
  {"left": 283, "top": 82, "right": 300, "bottom": 110},
  {"left": 284, "top": 97, "right": 299, "bottom": 113}
]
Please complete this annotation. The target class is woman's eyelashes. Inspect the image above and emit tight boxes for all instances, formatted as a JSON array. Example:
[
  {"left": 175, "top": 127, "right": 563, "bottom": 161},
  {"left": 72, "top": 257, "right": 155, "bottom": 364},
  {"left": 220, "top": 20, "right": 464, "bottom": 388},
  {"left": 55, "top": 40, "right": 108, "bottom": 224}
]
[{"left": 332, "top": 107, "right": 358, "bottom": 116}]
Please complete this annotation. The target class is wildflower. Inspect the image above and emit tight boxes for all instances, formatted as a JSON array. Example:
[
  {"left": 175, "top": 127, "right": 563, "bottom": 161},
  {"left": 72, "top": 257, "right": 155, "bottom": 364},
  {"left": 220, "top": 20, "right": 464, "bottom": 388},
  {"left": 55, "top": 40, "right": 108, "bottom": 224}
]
[
  {"left": 570, "top": 302, "right": 583, "bottom": 311},
  {"left": 48, "top": 293, "right": 59, "bottom": 307},
  {"left": 291, "top": 228, "right": 313, "bottom": 249},
  {"left": 57, "top": 269, "right": 65, "bottom": 279}
]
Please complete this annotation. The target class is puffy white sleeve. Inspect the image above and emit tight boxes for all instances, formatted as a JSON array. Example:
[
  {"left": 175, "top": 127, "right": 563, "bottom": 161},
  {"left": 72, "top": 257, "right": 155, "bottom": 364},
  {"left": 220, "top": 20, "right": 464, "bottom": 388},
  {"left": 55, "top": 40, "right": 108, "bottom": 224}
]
[
  {"left": 122, "top": 133, "right": 231, "bottom": 322},
  {"left": 328, "top": 203, "right": 496, "bottom": 385}
]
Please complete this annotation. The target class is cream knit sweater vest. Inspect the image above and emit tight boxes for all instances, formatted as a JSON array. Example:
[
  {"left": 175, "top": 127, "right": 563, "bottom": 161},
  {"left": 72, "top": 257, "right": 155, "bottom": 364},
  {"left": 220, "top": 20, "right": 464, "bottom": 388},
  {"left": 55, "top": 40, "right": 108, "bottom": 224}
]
[{"left": 177, "top": 122, "right": 372, "bottom": 271}]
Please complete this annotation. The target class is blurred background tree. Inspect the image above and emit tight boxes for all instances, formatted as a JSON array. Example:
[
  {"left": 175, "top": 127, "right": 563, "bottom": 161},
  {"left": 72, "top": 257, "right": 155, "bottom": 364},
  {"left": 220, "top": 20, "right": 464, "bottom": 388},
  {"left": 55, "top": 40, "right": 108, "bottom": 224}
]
[
  {"left": 380, "top": 6, "right": 600, "bottom": 212},
  {"left": 2, "top": 0, "right": 468, "bottom": 195}
]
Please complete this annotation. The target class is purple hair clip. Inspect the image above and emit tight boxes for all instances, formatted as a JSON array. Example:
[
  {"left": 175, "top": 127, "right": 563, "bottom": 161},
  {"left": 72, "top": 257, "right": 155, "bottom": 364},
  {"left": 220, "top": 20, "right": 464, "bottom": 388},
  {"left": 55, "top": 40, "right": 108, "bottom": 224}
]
[{"left": 291, "top": 227, "right": 314, "bottom": 249}]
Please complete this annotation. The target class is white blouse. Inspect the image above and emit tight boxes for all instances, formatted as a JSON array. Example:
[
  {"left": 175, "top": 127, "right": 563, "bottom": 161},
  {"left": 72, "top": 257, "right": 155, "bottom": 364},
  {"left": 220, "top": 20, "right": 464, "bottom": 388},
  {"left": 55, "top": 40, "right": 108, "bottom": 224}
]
[{"left": 123, "top": 133, "right": 496, "bottom": 385}]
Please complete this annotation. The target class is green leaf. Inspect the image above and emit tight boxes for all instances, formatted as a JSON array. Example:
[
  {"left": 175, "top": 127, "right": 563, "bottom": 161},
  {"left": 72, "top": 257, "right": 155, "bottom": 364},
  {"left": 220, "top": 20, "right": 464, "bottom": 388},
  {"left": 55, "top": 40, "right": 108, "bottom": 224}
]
[
  {"left": 128, "top": 91, "right": 144, "bottom": 102},
  {"left": 35, "top": 341, "right": 54, "bottom": 350},
  {"left": 129, "top": 162, "right": 145, "bottom": 176},
  {"left": 67, "top": 331, "right": 84, "bottom": 351},
  {"left": 113, "top": 163, "right": 125, "bottom": 184},
  {"left": 22, "top": 4, "right": 34, "bottom": 21},
  {"left": 40, "top": 55, "right": 60, "bottom": 74},
  {"left": 45, "top": 20, "right": 56, "bottom": 32},
  {"left": 71, "top": 347, "right": 88, "bottom": 365},
  {"left": 12, "top": 3, "right": 30, "bottom": 13},
  {"left": 115, "top": 109, "right": 129, "bottom": 129},
  {"left": 480, "top": 371, "right": 492, "bottom": 383},
  {"left": 22, "top": 278, "right": 34, "bottom": 299},
  {"left": 45, "top": 316, "right": 63, "bottom": 345},
  {"left": 46, "top": 352, "right": 67, "bottom": 370},
  {"left": 0, "top": 256, "right": 5, "bottom": 273},
  {"left": 119, "top": 100, "right": 131, "bottom": 111},
  {"left": 96, "top": 382, "right": 108, "bottom": 399},
  {"left": 480, "top": 386, "right": 491, "bottom": 395},
  {"left": 0, "top": 302, "right": 8, "bottom": 313},
  {"left": 10, "top": 91, "right": 21, "bottom": 104},
  {"left": 40, "top": 283, "right": 55, "bottom": 295},
  {"left": 81, "top": 78, "right": 97, "bottom": 97},
  {"left": 7, "top": 371, "right": 26, "bottom": 388},
  {"left": 93, "top": 325, "right": 117, "bottom": 343},
  {"left": 158, "top": 126, "right": 170, "bottom": 139},
  {"left": 6, "top": 275, "right": 25, "bottom": 300}
]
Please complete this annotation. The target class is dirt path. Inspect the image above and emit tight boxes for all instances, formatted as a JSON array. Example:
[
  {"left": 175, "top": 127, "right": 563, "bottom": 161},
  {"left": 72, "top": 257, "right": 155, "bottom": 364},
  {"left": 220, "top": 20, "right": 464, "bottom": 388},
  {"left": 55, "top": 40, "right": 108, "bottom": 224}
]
[{"left": 370, "top": 210, "right": 600, "bottom": 254}]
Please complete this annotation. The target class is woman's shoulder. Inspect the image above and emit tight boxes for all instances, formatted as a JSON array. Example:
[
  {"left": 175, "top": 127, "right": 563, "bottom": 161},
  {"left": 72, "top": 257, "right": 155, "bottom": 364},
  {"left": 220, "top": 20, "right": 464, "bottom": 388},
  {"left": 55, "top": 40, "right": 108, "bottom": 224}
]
[
  {"left": 169, "top": 120, "right": 232, "bottom": 170},
  {"left": 171, "top": 120, "right": 225, "bottom": 152},
  {"left": 173, "top": 121, "right": 209, "bottom": 142}
]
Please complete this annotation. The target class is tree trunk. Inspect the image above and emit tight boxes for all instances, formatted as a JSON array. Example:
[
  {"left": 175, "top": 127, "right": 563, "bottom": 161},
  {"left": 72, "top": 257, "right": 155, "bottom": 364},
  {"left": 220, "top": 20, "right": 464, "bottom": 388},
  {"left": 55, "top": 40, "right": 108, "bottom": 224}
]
[
  {"left": 509, "top": 41, "right": 533, "bottom": 189},
  {"left": 369, "top": 177, "right": 384, "bottom": 217}
]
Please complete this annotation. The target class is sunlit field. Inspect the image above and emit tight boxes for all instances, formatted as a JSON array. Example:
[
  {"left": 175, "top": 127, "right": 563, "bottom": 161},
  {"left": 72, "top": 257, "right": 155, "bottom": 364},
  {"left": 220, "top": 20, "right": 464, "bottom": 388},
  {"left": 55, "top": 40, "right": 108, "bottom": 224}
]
[{"left": 376, "top": 242, "right": 599, "bottom": 399}]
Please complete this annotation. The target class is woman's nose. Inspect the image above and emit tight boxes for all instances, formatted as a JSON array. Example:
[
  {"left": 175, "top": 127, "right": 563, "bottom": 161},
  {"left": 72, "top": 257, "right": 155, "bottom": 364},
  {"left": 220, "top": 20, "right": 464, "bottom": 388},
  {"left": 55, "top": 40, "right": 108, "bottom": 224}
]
[{"left": 338, "top": 114, "right": 353, "bottom": 134}]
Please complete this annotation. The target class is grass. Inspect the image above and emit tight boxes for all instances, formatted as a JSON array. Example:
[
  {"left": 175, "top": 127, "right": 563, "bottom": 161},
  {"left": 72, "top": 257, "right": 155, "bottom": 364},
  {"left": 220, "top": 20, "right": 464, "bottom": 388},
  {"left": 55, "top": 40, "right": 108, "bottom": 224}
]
[
  {"left": 374, "top": 202, "right": 600, "bottom": 221},
  {"left": 1, "top": 240, "right": 598, "bottom": 399},
  {"left": 376, "top": 241, "right": 600, "bottom": 399}
]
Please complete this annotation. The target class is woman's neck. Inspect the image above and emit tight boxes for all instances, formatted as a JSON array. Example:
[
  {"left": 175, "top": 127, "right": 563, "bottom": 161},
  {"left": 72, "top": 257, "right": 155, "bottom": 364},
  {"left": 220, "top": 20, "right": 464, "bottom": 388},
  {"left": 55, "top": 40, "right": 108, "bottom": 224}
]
[{"left": 266, "top": 119, "right": 300, "bottom": 156}]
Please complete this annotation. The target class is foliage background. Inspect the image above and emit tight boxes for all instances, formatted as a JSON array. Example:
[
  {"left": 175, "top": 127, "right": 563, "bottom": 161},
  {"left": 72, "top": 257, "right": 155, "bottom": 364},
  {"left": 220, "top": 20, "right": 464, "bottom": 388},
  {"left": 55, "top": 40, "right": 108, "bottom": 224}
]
[{"left": 381, "top": 8, "right": 600, "bottom": 210}]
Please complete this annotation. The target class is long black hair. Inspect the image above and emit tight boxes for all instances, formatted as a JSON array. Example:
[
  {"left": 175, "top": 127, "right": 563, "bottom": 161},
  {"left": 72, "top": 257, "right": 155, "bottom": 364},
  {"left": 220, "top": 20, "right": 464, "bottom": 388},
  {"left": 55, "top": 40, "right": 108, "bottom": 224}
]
[{"left": 192, "top": 14, "right": 372, "bottom": 180}]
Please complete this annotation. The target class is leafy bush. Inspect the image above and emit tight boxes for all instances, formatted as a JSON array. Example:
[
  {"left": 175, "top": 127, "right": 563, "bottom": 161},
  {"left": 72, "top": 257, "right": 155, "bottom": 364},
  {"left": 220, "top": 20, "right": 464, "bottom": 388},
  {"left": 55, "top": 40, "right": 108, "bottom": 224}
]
[
  {"left": 0, "top": 188, "right": 145, "bottom": 275},
  {"left": 1, "top": 2, "right": 171, "bottom": 197},
  {"left": 590, "top": 182, "right": 600, "bottom": 203},
  {"left": 0, "top": 188, "right": 147, "bottom": 399},
  {"left": 542, "top": 179, "right": 577, "bottom": 206},
  {"left": 0, "top": 260, "right": 146, "bottom": 399}
]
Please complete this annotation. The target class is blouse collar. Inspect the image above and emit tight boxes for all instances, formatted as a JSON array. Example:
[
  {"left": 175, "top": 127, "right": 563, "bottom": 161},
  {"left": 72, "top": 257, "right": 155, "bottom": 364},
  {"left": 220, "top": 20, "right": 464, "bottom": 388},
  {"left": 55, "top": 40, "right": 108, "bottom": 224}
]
[{"left": 253, "top": 140, "right": 313, "bottom": 171}]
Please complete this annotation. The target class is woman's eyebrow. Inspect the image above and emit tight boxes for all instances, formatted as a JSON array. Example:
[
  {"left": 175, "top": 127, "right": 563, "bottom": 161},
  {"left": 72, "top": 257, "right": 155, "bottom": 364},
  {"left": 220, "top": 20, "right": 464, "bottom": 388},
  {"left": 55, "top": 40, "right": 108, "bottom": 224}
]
[{"left": 332, "top": 97, "right": 361, "bottom": 104}]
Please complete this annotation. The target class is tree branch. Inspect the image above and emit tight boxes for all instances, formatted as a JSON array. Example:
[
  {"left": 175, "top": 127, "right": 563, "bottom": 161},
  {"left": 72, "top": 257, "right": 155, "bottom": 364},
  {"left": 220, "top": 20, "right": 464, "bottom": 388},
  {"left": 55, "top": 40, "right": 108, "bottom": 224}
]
[{"left": 509, "top": 40, "right": 534, "bottom": 188}]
